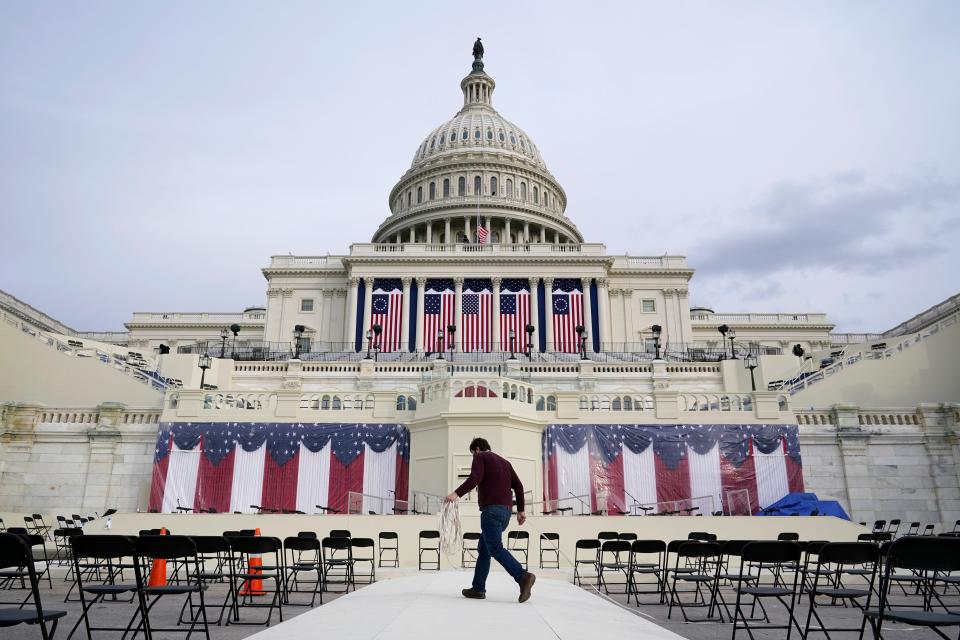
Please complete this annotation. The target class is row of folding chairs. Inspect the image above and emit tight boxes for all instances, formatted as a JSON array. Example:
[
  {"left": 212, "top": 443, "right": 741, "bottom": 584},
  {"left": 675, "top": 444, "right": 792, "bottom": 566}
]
[
  {"left": 572, "top": 533, "right": 960, "bottom": 640},
  {"left": 862, "top": 518, "right": 942, "bottom": 537}
]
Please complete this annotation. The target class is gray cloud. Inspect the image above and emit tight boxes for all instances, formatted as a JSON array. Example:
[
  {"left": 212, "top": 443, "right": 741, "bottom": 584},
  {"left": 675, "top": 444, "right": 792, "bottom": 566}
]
[{"left": 693, "top": 174, "right": 960, "bottom": 276}]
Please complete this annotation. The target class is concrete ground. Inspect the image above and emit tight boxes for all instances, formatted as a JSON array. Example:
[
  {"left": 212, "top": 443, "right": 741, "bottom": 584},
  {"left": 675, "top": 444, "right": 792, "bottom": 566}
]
[{"left": 3, "top": 563, "right": 954, "bottom": 639}]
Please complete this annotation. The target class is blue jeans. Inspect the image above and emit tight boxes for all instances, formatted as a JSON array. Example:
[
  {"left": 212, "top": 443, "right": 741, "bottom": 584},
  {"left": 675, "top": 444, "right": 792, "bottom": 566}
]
[{"left": 472, "top": 505, "right": 527, "bottom": 593}]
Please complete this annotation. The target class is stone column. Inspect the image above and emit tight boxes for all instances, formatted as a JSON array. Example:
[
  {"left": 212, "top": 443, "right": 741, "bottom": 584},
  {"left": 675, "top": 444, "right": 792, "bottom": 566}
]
[
  {"left": 464, "top": 217, "right": 471, "bottom": 242},
  {"left": 597, "top": 278, "right": 610, "bottom": 350},
  {"left": 491, "top": 276, "right": 502, "bottom": 351},
  {"left": 415, "top": 277, "right": 426, "bottom": 352},
  {"left": 322, "top": 289, "right": 334, "bottom": 347},
  {"left": 345, "top": 277, "right": 359, "bottom": 347},
  {"left": 362, "top": 277, "right": 374, "bottom": 341},
  {"left": 409, "top": 226, "right": 415, "bottom": 243},
  {"left": 540, "top": 227, "right": 546, "bottom": 243},
  {"left": 528, "top": 277, "right": 540, "bottom": 352},
  {"left": 581, "top": 277, "right": 595, "bottom": 352},
  {"left": 544, "top": 277, "right": 554, "bottom": 352},
  {"left": 833, "top": 404, "right": 872, "bottom": 522},
  {"left": 400, "top": 277, "right": 412, "bottom": 352},
  {"left": 453, "top": 277, "right": 464, "bottom": 351},
  {"left": 426, "top": 222, "right": 432, "bottom": 244},
  {"left": 505, "top": 219, "right": 511, "bottom": 244},
  {"left": 524, "top": 221, "right": 530, "bottom": 243},
  {"left": 623, "top": 289, "right": 635, "bottom": 348},
  {"left": 445, "top": 219, "right": 451, "bottom": 244},
  {"left": 83, "top": 402, "right": 125, "bottom": 513}
]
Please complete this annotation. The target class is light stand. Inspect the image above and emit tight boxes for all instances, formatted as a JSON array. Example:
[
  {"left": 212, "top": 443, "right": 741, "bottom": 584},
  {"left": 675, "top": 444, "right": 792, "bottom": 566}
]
[
  {"left": 372, "top": 323, "right": 382, "bottom": 362},
  {"left": 718, "top": 324, "right": 731, "bottom": 360},
  {"left": 447, "top": 324, "right": 456, "bottom": 357},
  {"left": 576, "top": 325, "right": 586, "bottom": 360},
  {"left": 365, "top": 329, "right": 373, "bottom": 359},
  {"left": 651, "top": 324, "right": 662, "bottom": 360},
  {"left": 728, "top": 329, "right": 738, "bottom": 359},
  {"left": 230, "top": 323, "right": 241, "bottom": 359},
  {"left": 436, "top": 329, "right": 444, "bottom": 360},
  {"left": 198, "top": 354, "right": 212, "bottom": 390},
  {"left": 219, "top": 328, "right": 229, "bottom": 358},
  {"left": 525, "top": 324, "right": 535, "bottom": 360},
  {"left": 744, "top": 353, "right": 758, "bottom": 391},
  {"left": 508, "top": 328, "right": 516, "bottom": 360},
  {"left": 293, "top": 324, "right": 304, "bottom": 359}
]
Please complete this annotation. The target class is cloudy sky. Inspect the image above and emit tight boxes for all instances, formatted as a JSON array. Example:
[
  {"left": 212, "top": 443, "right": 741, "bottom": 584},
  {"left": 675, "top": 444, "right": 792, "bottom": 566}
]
[{"left": 2, "top": 1, "right": 957, "bottom": 332}]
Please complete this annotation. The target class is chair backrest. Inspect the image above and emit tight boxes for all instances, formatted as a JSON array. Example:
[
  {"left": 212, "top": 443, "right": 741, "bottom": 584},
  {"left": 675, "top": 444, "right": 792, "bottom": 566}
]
[
  {"left": 351, "top": 537, "right": 375, "bottom": 550},
  {"left": 238, "top": 529, "right": 256, "bottom": 537},
  {"left": 741, "top": 540, "right": 801, "bottom": 564},
  {"left": 923, "top": 524, "right": 936, "bottom": 535},
  {"left": 618, "top": 532, "right": 637, "bottom": 541},
  {"left": 631, "top": 539, "right": 666, "bottom": 555},
  {"left": 284, "top": 536, "right": 321, "bottom": 552},
  {"left": 137, "top": 535, "right": 196, "bottom": 560},
  {"left": 192, "top": 535, "right": 231, "bottom": 554},
  {"left": 576, "top": 538, "right": 601, "bottom": 550},
  {"left": 817, "top": 541, "right": 879, "bottom": 566},
  {"left": 597, "top": 531, "right": 619, "bottom": 541},
  {"left": 872, "top": 519, "right": 886, "bottom": 531},
  {"left": 720, "top": 539, "right": 751, "bottom": 558},
  {"left": 231, "top": 536, "right": 280, "bottom": 555},
  {"left": 677, "top": 541, "right": 721, "bottom": 559},
  {"left": 8, "top": 527, "right": 29, "bottom": 535},
  {"left": 72, "top": 534, "right": 137, "bottom": 559},
  {"left": 419, "top": 530, "right": 440, "bottom": 546},
  {"left": 297, "top": 531, "right": 318, "bottom": 539},
  {"left": 601, "top": 540, "right": 631, "bottom": 555},
  {"left": 330, "top": 529, "right": 351, "bottom": 538},
  {"left": 322, "top": 536, "right": 351, "bottom": 551},
  {"left": 0, "top": 532, "right": 32, "bottom": 571},
  {"left": 887, "top": 537, "right": 960, "bottom": 572},
  {"left": 687, "top": 531, "right": 713, "bottom": 541},
  {"left": 379, "top": 531, "right": 399, "bottom": 545},
  {"left": 463, "top": 532, "right": 481, "bottom": 541},
  {"left": 777, "top": 532, "right": 800, "bottom": 541}
]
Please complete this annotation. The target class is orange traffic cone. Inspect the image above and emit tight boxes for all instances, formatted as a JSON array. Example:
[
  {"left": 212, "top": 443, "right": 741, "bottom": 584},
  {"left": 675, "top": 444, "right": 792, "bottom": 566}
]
[
  {"left": 147, "top": 527, "right": 168, "bottom": 586},
  {"left": 239, "top": 527, "right": 265, "bottom": 596}
]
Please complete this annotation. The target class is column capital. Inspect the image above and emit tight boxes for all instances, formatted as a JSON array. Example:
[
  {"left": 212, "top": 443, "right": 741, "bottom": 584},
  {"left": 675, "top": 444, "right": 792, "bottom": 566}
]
[
  {"left": 663, "top": 288, "right": 676, "bottom": 298},
  {"left": 597, "top": 277, "right": 609, "bottom": 289},
  {"left": 401, "top": 276, "right": 413, "bottom": 287},
  {"left": 609, "top": 288, "right": 621, "bottom": 298},
  {"left": 581, "top": 276, "right": 592, "bottom": 288},
  {"left": 453, "top": 276, "right": 464, "bottom": 287},
  {"left": 622, "top": 289, "right": 634, "bottom": 298},
  {"left": 677, "top": 288, "right": 689, "bottom": 298},
  {"left": 348, "top": 277, "right": 361, "bottom": 287},
  {"left": 543, "top": 277, "right": 554, "bottom": 288},
  {"left": 322, "top": 289, "right": 335, "bottom": 298},
  {"left": 528, "top": 276, "right": 539, "bottom": 287},
  {"left": 491, "top": 276, "right": 502, "bottom": 287}
]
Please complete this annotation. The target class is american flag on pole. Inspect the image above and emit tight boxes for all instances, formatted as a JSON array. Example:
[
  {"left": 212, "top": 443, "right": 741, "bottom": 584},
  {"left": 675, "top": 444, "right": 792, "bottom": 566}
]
[
  {"left": 499, "top": 279, "right": 531, "bottom": 353},
  {"left": 552, "top": 279, "right": 584, "bottom": 353},
  {"left": 370, "top": 279, "right": 403, "bottom": 352},
  {"left": 477, "top": 216, "right": 489, "bottom": 244},
  {"left": 423, "top": 279, "right": 455, "bottom": 353},
  {"left": 461, "top": 279, "right": 491, "bottom": 352}
]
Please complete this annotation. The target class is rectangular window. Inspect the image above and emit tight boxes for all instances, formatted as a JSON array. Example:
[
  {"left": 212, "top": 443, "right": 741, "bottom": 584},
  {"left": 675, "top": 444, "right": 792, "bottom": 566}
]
[
  {"left": 644, "top": 338, "right": 657, "bottom": 354},
  {"left": 641, "top": 299, "right": 656, "bottom": 313},
  {"left": 300, "top": 299, "right": 314, "bottom": 312}
]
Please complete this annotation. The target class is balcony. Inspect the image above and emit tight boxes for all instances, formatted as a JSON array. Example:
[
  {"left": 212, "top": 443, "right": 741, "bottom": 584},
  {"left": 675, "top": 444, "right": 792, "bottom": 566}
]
[
  {"left": 348, "top": 242, "right": 609, "bottom": 258},
  {"left": 128, "top": 312, "right": 263, "bottom": 325},
  {"left": 690, "top": 312, "right": 831, "bottom": 326}
]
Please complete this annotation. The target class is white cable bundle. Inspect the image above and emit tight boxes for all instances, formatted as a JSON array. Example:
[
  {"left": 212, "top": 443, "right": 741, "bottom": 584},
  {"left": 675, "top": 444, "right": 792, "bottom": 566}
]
[{"left": 438, "top": 500, "right": 463, "bottom": 555}]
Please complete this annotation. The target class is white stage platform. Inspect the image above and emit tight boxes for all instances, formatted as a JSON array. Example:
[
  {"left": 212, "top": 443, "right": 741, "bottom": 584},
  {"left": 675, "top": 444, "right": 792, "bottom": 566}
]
[{"left": 249, "top": 571, "right": 682, "bottom": 640}]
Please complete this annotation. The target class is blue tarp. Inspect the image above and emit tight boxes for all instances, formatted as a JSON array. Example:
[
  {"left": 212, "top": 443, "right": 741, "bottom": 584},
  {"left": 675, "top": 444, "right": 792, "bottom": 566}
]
[{"left": 756, "top": 492, "right": 850, "bottom": 520}]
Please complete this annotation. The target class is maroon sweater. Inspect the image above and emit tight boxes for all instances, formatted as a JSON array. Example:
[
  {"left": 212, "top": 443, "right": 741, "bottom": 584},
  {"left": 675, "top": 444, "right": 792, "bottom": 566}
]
[{"left": 455, "top": 451, "right": 525, "bottom": 512}]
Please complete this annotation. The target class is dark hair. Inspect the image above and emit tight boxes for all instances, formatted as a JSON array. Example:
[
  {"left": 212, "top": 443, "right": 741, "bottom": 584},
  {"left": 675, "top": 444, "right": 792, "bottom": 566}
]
[{"left": 469, "top": 437, "right": 491, "bottom": 453}]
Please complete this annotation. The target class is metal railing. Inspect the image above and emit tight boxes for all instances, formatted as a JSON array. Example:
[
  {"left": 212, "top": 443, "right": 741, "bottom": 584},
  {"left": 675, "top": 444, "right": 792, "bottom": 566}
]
[{"left": 346, "top": 492, "right": 409, "bottom": 515}]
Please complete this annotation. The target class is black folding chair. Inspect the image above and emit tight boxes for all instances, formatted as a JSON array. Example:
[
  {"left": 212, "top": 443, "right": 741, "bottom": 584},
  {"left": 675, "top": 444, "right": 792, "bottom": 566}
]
[
  {"left": 378, "top": 532, "right": 399, "bottom": 568},
  {"left": 69, "top": 534, "right": 147, "bottom": 640},
  {"left": 329, "top": 529, "right": 351, "bottom": 539},
  {"left": 507, "top": 531, "right": 529, "bottom": 570},
  {"left": 803, "top": 542, "right": 878, "bottom": 638},
  {"left": 321, "top": 537, "right": 353, "bottom": 593},
  {"left": 226, "top": 536, "right": 284, "bottom": 627},
  {"left": 865, "top": 536, "right": 960, "bottom": 640},
  {"left": 539, "top": 533, "right": 560, "bottom": 569},
  {"left": 598, "top": 531, "right": 619, "bottom": 543},
  {"left": 731, "top": 541, "right": 802, "bottom": 639},
  {"left": 187, "top": 535, "right": 233, "bottom": 625},
  {"left": 573, "top": 539, "right": 600, "bottom": 586},
  {"left": 462, "top": 533, "right": 481, "bottom": 568},
  {"left": 10, "top": 534, "right": 53, "bottom": 591},
  {"left": 667, "top": 541, "right": 722, "bottom": 622},
  {"left": 282, "top": 536, "right": 322, "bottom": 607},
  {"left": 598, "top": 540, "right": 631, "bottom": 594},
  {"left": 0, "top": 533, "right": 66, "bottom": 640},
  {"left": 136, "top": 535, "right": 211, "bottom": 640},
  {"left": 351, "top": 538, "right": 376, "bottom": 584},
  {"left": 418, "top": 531, "right": 440, "bottom": 571},
  {"left": 626, "top": 540, "right": 666, "bottom": 605}
]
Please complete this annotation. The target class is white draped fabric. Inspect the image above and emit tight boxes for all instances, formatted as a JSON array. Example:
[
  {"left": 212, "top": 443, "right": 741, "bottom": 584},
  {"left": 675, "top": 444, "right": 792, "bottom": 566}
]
[
  {"left": 623, "top": 444, "right": 658, "bottom": 514},
  {"left": 554, "top": 443, "right": 592, "bottom": 515},
  {"left": 295, "top": 442, "right": 331, "bottom": 514},
  {"left": 229, "top": 445, "right": 266, "bottom": 514},
  {"left": 688, "top": 443, "right": 723, "bottom": 516},
  {"left": 161, "top": 444, "right": 201, "bottom": 513},
  {"left": 362, "top": 442, "right": 397, "bottom": 515},
  {"left": 755, "top": 439, "right": 789, "bottom": 509}
]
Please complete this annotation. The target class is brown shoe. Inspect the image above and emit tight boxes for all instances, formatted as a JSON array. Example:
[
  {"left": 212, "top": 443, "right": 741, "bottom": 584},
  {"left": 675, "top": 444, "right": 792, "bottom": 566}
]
[
  {"left": 462, "top": 588, "right": 486, "bottom": 599},
  {"left": 518, "top": 572, "right": 536, "bottom": 603}
]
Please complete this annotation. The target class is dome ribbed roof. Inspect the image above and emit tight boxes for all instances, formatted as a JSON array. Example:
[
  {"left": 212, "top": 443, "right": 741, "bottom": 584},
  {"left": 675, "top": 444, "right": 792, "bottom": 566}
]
[{"left": 409, "top": 108, "right": 548, "bottom": 172}]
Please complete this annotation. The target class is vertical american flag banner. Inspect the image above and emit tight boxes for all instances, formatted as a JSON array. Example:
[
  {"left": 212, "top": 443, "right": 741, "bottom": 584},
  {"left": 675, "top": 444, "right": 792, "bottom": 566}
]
[
  {"left": 551, "top": 278, "right": 584, "bottom": 353},
  {"left": 423, "top": 278, "right": 455, "bottom": 353},
  {"left": 499, "top": 279, "right": 531, "bottom": 353},
  {"left": 371, "top": 278, "right": 403, "bottom": 352},
  {"left": 461, "top": 279, "right": 492, "bottom": 352},
  {"left": 477, "top": 216, "right": 489, "bottom": 244}
]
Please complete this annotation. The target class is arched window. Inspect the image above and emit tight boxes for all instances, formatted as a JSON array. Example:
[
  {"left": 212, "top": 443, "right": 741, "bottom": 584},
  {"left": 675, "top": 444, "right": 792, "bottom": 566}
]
[
  {"left": 437, "top": 134, "right": 443, "bottom": 147},
  {"left": 462, "top": 129, "right": 468, "bottom": 141},
  {"left": 520, "top": 182, "right": 527, "bottom": 201},
  {"left": 536, "top": 396, "right": 545, "bottom": 410},
  {"left": 407, "top": 396, "right": 417, "bottom": 410},
  {"left": 429, "top": 182, "right": 436, "bottom": 200},
  {"left": 332, "top": 397, "right": 341, "bottom": 410},
  {"left": 321, "top": 395, "right": 330, "bottom": 410},
  {"left": 417, "top": 186, "right": 423, "bottom": 203},
  {"left": 365, "top": 395, "right": 374, "bottom": 409},
  {"left": 547, "top": 396, "right": 557, "bottom": 411},
  {"left": 624, "top": 396, "right": 633, "bottom": 410},
  {"left": 506, "top": 179, "right": 513, "bottom": 197},
  {"left": 533, "top": 186, "right": 539, "bottom": 204},
  {"left": 543, "top": 192, "right": 549, "bottom": 208},
  {"left": 474, "top": 129, "right": 481, "bottom": 140},
  {"left": 498, "top": 130, "right": 505, "bottom": 142},
  {"left": 458, "top": 177, "right": 466, "bottom": 196},
  {"left": 490, "top": 176, "right": 498, "bottom": 196},
  {"left": 612, "top": 397, "right": 621, "bottom": 410},
  {"left": 396, "top": 395, "right": 407, "bottom": 411},
  {"left": 443, "top": 179, "right": 450, "bottom": 198},
  {"left": 450, "top": 131, "right": 456, "bottom": 143},
  {"left": 474, "top": 176, "right": 482, "bottom": 195},
  {"left": 580, "top": 396, "right": 588, "bottom": 410},
  {"left": 486, "top": 128, "right": 493, "bottom": 140},
  {"left": 406, "top": 192, "right": 411, "bottom": 207}
]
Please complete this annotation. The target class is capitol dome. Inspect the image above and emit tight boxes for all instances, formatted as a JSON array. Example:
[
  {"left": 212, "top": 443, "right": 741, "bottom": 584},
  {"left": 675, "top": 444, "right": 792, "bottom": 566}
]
[{"left": 373, "top": 41, "right": 582, "bottom": 245}]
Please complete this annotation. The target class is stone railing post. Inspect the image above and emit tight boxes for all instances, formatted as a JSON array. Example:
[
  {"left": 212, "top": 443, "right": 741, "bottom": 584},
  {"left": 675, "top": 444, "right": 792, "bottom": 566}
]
[{"left": 833, "top": 403, "right": 871, "bottom": 523}]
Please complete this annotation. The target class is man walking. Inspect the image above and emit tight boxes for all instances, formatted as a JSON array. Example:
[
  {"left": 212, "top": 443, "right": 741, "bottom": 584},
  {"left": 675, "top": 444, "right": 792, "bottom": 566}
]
[{"left": 445, "top": 437, "right": 536, "bottom": 602}]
